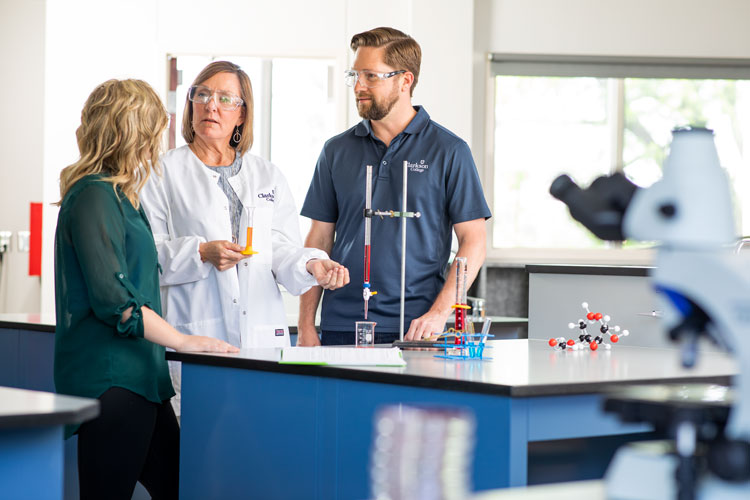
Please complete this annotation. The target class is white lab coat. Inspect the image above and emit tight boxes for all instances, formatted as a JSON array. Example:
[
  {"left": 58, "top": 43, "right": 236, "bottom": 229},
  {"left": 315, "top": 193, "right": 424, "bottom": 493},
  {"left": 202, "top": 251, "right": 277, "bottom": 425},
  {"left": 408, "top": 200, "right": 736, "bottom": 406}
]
[{"left": 141, "top": 145, "right": 327, "bottom": 348}]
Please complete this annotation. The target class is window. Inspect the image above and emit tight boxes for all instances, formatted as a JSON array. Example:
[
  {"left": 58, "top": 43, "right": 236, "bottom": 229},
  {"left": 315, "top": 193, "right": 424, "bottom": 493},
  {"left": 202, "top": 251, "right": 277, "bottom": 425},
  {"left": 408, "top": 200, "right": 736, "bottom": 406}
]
[
  {"left": 489, "top": 55, "right": 750, "bottom": 262},
  {"left": 168, "top": 55, "right": 337, "bottom": 235}
]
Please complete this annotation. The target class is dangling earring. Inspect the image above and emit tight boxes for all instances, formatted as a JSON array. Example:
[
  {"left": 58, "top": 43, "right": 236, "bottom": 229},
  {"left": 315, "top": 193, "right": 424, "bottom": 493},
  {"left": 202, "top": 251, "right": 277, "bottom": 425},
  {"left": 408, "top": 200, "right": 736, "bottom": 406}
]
[{"left": 233, "top": 126, "right": 242, "bottom": 143}]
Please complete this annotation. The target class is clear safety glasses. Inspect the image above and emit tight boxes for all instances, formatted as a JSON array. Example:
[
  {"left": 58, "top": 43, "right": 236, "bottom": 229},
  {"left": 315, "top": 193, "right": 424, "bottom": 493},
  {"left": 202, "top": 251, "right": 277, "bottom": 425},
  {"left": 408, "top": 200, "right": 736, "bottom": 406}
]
[
  {"left": 188, "top": 85, "right": 244, "bottom": 111},
  {"left": 344, "top": 69, "right": 406, "bottom": 88}
]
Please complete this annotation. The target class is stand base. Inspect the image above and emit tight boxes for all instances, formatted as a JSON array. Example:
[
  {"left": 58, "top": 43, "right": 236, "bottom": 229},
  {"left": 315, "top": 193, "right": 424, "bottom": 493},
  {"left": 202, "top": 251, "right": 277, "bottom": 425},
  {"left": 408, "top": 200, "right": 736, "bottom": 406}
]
[
  {"left": 605, "top": 441, "right": 676, "bottom": 499},
  {"left": 603, "top": 384, "right": 750, "bottom": 499},
  {"left": 605, "top": 441, "right": 750, "bottom": 499}
]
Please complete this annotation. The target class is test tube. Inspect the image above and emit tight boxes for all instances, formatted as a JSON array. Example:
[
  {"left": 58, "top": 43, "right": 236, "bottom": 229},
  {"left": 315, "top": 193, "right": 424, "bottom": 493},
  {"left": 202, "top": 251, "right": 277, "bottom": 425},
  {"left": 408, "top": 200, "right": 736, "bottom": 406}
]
[
  {"left": 454, "top": 257, "right": 468, "bottom": 333},
  {"left": 455, "top": 257, "right": 468, "bottom": 306},
  {"left": 240, "top": 227, "right": 258, "bottom": 255}
]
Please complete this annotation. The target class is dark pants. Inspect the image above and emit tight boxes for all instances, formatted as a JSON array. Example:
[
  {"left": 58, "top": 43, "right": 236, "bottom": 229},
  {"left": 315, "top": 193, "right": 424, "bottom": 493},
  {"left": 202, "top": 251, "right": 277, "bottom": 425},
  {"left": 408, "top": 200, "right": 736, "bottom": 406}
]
[
  {"left": 77, "top": 386, "right": 179, "bottom": 500},
  {"left": 320, "top": 330, "right": 401, "bottom": 345}
]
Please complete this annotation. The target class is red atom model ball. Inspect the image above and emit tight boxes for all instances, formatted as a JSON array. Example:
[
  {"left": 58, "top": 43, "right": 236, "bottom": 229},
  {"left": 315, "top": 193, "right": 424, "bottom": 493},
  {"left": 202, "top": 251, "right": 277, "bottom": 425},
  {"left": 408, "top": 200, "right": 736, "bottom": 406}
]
[
  {"left": 590, "top": 342, "right": 599, "bottom": 351},
  {"left": 594, "top": 313, "right": 603, "bottom": 320},
  {"left": 587, "top": 312, "right": 595, "bottom": 320},
  {"left": 567, "top": 339, "right": 575, "bottom": 346},
  {"left": 549, "top": 338, "right": 558, "bottom": 347},
  {"left": 610, "top": 335, "right": 619, "bottom": 343}
]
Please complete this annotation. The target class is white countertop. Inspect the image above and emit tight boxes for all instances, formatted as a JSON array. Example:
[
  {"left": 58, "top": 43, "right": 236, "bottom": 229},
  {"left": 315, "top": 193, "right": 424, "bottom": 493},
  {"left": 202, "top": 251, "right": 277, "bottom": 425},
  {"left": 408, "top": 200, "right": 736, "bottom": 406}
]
[
  {"left": 0, "top": 386, "right": 99, "bottom": 428},
  {"left": 170, "top": 339, "right": 736, "bottom": 397}
]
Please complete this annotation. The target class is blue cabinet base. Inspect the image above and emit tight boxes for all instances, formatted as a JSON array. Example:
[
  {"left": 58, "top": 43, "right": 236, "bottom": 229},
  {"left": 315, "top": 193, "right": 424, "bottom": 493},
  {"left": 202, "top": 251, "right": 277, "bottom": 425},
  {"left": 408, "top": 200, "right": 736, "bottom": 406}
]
[
  {"left": 179, "top": 363, "right": 650, "bottom": 500},
  {"left": 1, "top": 426, "right": 64, "bottom": 499}
]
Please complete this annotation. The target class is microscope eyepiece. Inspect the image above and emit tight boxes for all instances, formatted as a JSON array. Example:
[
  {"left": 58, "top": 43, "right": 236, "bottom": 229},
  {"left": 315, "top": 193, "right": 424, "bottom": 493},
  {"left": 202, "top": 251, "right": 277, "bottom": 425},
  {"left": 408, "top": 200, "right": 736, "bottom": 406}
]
[{"left": 549, "top": 174, "right": 578, "bottom": 201}]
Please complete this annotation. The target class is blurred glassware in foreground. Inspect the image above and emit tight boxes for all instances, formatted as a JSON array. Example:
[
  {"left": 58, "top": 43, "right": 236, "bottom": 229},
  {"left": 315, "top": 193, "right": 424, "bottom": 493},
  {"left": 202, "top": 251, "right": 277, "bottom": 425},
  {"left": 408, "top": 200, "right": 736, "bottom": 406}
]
[{"left": 370, "top": 405, "right": 476, "bottom": 500}]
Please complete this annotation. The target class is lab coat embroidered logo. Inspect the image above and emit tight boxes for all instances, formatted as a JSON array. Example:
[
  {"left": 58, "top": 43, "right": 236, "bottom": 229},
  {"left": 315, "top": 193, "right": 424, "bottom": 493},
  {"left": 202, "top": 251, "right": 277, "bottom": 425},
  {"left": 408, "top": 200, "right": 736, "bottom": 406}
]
[
  {"left": 407, "top": 160, "right": 429, "bottom": 173},
  {"left": 257, "top": 189, "right": 275, "bottom": 202}
]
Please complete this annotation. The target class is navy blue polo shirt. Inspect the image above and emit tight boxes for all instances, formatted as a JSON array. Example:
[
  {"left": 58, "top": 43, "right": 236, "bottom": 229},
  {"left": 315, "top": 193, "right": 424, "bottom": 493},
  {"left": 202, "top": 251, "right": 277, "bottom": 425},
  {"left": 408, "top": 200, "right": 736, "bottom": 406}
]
[{"left": 302, "top": 106, "right": 491, "bottom": 332}]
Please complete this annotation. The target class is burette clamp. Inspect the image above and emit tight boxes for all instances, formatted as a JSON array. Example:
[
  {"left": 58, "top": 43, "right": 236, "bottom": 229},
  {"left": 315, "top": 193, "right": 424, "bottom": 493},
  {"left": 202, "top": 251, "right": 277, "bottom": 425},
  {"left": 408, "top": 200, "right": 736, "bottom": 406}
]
[{"left": 372, "top": 210, "right": 422, "bottom": 219}]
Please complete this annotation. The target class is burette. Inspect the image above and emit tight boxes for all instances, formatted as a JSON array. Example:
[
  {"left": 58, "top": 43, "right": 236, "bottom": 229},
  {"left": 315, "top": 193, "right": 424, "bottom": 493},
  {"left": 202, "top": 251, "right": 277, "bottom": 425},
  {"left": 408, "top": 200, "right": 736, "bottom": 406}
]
[
  {"left": 452, "top": 256, "right": 472, "bottom": 340},
  {"left": 362, "top": 161, "right": 421, "bottom": 338},
  {"left": 362, "top": 164, "right": 377, "bottom": 319}
]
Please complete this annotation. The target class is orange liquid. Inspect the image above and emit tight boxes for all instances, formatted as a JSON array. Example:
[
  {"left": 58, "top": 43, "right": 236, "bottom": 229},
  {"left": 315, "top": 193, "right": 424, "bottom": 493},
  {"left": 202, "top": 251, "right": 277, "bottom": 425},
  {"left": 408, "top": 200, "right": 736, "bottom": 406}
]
[{"left": 240, "top": 227, "right": 258, "bottom": 255}]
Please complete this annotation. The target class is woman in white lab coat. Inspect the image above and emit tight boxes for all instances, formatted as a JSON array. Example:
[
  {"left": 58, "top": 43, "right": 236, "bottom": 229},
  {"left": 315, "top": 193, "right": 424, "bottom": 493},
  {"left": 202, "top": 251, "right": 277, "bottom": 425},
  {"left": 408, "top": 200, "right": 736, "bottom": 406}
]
[{"left": 141, "top": 61, "right": 349, "bottom": 353}]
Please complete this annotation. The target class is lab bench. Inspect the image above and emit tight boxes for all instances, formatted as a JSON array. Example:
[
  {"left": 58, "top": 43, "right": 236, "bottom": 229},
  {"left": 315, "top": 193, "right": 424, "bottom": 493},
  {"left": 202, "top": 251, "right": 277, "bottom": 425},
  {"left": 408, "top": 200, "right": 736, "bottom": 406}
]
[
  {"left": 168, "top": 338, "right": 734, "bottom": 500},
  {"left": 0, "top": 385, "right": 98, "bottom": 500}
]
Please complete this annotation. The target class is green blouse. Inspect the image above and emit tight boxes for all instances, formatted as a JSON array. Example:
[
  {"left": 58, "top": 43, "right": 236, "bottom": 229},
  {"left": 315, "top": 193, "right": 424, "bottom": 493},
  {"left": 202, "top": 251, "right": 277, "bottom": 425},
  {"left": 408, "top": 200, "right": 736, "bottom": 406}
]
[{"left": 54, "top": 174, "right": 174, "bottom": 436}]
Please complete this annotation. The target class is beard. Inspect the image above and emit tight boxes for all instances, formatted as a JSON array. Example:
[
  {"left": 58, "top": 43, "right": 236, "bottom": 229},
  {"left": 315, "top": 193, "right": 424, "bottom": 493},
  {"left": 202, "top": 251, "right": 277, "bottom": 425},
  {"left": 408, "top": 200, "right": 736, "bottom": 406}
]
[{"left": 356, "top": 84, "right": 399, "bottom": 121}]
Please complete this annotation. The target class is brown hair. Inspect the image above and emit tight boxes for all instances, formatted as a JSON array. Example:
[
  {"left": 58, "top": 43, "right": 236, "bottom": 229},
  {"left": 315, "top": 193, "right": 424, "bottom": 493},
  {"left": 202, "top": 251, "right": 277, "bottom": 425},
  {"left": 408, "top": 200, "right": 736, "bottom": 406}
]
[
  {"left": 58, "top": 79, "right": 168, "bottom": 208},
  {"left": 350, "top": 27, "right": 421, "bottom": 96},
  {"left": 181, "top": 61, "right": 254, "bottom": 155}
]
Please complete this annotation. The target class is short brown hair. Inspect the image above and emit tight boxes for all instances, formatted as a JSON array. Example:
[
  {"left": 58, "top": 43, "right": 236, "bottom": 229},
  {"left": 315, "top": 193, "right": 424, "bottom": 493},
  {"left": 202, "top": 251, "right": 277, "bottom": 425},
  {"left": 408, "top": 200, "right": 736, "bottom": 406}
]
[
  {"left": 181, "top": 61, "right": 254, "bottom": 155},
  {"left": 350, "top": 27, "right": 421, "bottom": 96}
]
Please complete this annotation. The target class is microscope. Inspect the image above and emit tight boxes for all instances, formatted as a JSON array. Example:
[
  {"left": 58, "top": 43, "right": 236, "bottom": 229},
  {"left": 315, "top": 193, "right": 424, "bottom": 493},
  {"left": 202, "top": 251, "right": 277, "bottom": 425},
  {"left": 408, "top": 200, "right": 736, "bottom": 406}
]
[{"left": 550, "top": 128, "right": 750, "bottom": 500}]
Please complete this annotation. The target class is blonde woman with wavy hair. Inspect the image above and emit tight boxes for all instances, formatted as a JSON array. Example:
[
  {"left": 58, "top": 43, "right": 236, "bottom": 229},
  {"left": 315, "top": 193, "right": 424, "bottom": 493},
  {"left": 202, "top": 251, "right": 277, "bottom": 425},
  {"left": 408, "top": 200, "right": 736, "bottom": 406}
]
[
  {"left": 54, "top": 79, "right": 237, "bottom": 500},
  {"left": 58, "top": 79, "right": 166, "bottom": 207}
]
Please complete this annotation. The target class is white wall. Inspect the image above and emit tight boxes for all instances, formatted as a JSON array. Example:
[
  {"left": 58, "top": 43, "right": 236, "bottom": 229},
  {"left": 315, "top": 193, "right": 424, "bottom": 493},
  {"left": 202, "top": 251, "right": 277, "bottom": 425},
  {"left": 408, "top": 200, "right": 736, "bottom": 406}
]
[
  {"left": 412, "top": 0, "right": 474, "bottom": 144},
  {"left": 486, "top": 0, "right": 750, "bottom": 58},
  {"left": 41, "top": 0, "right": 164, "bottom": 314},
  {"left": 0, "top": 0, "right": 45, "bottom": 313},
  {"left": 1, "top": 0, "right": 748, "bottom": 314}
]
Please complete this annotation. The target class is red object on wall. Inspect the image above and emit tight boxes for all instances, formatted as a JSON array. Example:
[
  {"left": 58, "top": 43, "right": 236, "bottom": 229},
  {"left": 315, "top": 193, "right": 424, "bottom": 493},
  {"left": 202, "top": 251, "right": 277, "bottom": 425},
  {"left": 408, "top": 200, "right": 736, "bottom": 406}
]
[{"left": 29, "top": 202, "right": 42, "bottom": 276}]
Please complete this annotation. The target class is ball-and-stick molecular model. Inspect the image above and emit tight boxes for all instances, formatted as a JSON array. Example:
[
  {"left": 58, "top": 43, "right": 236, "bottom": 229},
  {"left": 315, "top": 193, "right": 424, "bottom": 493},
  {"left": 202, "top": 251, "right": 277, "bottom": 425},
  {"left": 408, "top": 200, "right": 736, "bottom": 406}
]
[{"left": 548, "top": 302, "right": 630, "bottom": 351}]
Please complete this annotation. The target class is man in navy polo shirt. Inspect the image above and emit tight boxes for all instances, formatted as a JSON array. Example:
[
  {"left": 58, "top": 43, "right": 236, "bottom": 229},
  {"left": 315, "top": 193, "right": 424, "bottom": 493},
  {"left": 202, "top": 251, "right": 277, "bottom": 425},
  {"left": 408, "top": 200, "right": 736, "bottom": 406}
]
[{"left": 298, "top": 26, "right": 491, "bottom": 346}]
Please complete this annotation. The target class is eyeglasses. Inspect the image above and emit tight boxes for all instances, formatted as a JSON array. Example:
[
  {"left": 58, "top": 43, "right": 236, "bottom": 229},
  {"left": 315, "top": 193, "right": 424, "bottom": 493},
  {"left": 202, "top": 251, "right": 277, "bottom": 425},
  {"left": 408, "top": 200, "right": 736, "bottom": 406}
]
[
  {"left": 188, "top": 85, "right": 244, "bottom": 111},
  {"left": 344, "top": 69, "right": 406, "bottom": 88}
]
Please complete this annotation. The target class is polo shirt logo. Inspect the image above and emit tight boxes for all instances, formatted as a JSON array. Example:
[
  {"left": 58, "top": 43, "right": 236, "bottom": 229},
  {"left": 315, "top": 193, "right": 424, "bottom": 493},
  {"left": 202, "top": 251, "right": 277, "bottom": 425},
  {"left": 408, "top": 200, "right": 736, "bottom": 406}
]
[
  {"left": 407, "top": 160, "right": 429, "bottom": 173},
  {"left": 257, "top": 189, "right": 275, "bottom": 202}
]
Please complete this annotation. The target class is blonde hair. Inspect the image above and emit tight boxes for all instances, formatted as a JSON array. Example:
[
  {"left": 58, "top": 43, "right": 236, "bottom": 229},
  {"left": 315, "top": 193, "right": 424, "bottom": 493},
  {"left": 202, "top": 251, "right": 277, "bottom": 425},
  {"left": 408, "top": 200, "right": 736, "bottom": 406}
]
[
  {"left": 350, "top": 27, "right": 422, "bottom": 96},
  {"left": 181, "top": 61, "right": 254, "bottom": 155},
  {"left": 58, "top": 79, "right": 168, "bottom": 208}
]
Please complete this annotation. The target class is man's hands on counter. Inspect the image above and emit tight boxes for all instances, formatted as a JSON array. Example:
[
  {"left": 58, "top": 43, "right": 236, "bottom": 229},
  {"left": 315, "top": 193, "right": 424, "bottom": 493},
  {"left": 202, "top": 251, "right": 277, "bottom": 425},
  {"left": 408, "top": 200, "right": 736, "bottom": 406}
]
[
  {"left": 404, "top": 308, "right": 451, "bottom": 341},
  {"left": 296, "top": 324, "right": 322, "bottom": 347}
]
